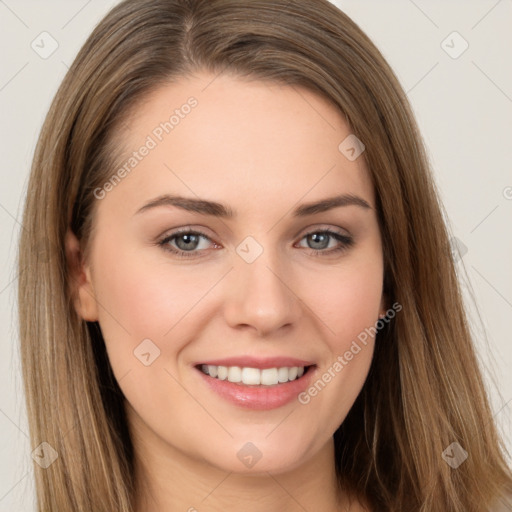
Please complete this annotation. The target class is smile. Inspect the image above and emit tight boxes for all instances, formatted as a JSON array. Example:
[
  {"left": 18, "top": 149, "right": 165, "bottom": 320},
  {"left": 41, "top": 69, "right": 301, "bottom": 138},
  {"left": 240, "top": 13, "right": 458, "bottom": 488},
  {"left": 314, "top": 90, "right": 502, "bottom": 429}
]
[{"left": 194, "top": 363, "right": 317, "bottom": 410}]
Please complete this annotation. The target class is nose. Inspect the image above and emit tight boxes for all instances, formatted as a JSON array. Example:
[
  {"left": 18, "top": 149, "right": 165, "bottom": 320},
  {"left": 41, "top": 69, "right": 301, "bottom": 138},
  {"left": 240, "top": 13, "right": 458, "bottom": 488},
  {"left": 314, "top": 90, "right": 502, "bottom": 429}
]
[{"left": 223, "top": 247, "right": 303, "bottom": 337}]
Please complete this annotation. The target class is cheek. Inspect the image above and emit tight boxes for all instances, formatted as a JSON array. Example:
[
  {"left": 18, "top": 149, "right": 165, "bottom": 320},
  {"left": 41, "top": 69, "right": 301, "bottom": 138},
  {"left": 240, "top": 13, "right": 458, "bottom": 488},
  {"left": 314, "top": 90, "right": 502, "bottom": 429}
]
[
  {"left": 298, "top": 264, "right": 382, "bottom": 424},
  {"left": 94, "top": 259, "right": 196, "bottom": 335},
  {"left": 88, "top": 234, "right": 201, "bottom": 371},
  {"left": 91, "top": 212, "right": 210, "bottom": 326},
  {"left": 300, "top": 254, "right": 383, "bottom": 397},
  {"left": 306, "top": 256, "right": 384, "bottom": 346}
]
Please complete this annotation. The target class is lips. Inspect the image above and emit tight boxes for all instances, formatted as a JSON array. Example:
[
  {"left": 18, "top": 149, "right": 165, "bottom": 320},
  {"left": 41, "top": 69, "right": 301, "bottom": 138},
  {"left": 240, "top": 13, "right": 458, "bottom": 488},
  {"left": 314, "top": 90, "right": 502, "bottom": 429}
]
[{"left": 192, "top": 356, "right": 317, "bottom": 410}]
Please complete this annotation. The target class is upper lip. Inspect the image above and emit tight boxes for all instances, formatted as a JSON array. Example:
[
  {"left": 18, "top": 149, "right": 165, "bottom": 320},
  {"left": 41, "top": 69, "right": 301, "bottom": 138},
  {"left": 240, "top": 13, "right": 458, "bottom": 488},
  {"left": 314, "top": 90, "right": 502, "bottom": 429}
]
[{"left": 195, "top": 356, "right": 316, "bottom": 370}]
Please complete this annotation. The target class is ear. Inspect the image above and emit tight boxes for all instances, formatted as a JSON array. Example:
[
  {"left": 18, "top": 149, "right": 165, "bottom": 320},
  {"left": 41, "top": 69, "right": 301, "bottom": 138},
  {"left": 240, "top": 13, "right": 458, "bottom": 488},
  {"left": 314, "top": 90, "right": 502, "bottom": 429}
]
[{"left": 65, "top": 229, "right": 99, "bottom": 322}]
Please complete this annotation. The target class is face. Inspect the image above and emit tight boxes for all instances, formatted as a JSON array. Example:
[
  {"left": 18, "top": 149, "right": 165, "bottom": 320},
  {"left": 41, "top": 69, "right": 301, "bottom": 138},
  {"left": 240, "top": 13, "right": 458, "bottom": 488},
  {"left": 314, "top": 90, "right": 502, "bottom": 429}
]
[{"left": 69, "top": 71, "right": 385, "bottom": 476}]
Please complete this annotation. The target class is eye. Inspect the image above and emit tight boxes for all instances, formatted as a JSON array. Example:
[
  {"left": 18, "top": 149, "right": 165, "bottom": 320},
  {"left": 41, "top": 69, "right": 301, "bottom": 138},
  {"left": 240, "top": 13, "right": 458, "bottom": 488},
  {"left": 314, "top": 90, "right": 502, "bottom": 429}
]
[
  {"left": 296, "top": 229, "right": 354, "bottom": 256},
  {"left": 158, "top": 228, "right": 215, "bottom": 258},
  {"left": 157, "top": 227, "right": 354, "bottom": 259}
]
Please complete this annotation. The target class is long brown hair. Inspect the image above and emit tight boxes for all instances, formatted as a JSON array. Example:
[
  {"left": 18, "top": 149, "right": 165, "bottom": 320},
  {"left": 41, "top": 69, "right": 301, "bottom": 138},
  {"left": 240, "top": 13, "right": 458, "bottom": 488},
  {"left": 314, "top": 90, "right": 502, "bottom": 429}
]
[{"left": 18, "top": 0, "right": 512, "bottom": 510}]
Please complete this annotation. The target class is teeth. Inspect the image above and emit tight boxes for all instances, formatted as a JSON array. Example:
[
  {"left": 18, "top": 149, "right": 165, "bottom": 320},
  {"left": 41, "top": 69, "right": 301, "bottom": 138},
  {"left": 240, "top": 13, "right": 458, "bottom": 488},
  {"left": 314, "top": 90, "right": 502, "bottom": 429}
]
[
  {"left": 242, "top": 367, "right": 261, "bottom": 385},
  {"left": 228, "top": 366, "right": 242, "bottom": 383},
  {"left": 277, "top": 367, "right": 289, "bottom": 383},
  {"left": 200, "top": 365, "right": 307, "bottom": 385},
  {"left": 261, "top": 368, "right": 278, "bottom": 386},
  {"left": 217, "top": 365, "right": 228, "bottom": 380}
]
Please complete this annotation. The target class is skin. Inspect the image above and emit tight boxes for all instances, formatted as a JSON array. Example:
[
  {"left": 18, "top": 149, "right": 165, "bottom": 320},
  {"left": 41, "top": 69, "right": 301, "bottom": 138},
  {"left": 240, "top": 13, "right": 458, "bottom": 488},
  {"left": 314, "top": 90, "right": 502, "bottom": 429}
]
[{"left": 67, "top": 71, "right": 385, "bottom": 512}]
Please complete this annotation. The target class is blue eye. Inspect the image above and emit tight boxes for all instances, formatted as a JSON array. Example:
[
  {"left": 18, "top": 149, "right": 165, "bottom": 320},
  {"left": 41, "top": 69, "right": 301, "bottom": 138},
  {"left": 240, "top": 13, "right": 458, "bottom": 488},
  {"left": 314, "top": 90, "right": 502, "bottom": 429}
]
[
  {"left": 158, "top": 229, "right": 213, "bottom": 258},
  {"left": 297, "top": 230, "right": 354, "bottom": 255},
  {"left": 157, "top": 228, "right": 353, "bottom": 259}
]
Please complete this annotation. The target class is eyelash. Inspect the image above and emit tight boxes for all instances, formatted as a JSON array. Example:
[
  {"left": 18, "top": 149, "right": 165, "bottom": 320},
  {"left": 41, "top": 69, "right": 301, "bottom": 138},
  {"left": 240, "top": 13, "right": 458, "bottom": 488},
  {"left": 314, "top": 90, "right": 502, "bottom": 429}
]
[{"left": 157, "top": 227, "right": 354, "bottom": 259}]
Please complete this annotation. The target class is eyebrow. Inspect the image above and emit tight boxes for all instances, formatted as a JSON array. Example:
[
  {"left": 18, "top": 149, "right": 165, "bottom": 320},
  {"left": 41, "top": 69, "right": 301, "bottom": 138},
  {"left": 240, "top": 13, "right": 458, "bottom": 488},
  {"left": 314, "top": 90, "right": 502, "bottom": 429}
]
[{"left": 134, "top": 193, "right": 371, "bottom": 218}]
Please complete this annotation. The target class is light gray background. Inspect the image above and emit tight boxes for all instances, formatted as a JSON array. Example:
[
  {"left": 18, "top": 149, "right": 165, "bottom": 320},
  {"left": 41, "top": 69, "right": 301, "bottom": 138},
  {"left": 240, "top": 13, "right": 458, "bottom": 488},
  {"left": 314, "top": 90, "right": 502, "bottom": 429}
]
[{"left": 1, "top": 1, "right": 511, "bottom": 509}]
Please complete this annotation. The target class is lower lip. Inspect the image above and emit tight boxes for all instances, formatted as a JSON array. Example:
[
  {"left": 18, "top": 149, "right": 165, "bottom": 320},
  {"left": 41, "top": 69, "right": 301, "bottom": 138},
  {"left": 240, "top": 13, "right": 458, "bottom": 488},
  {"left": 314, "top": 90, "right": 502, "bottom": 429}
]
[{"left": 195, "top": 366, "right": 317, "bottom": 410}]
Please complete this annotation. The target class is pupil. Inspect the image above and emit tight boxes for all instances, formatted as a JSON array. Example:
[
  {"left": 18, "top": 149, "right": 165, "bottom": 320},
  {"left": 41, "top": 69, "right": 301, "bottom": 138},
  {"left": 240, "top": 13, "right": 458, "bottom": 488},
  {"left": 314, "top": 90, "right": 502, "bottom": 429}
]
[
  {"left": 177, "top": 234, "right": 198, "bottom": 250},
  {"left": 309, "top": 233, "right": 328, "bottom": 250}
]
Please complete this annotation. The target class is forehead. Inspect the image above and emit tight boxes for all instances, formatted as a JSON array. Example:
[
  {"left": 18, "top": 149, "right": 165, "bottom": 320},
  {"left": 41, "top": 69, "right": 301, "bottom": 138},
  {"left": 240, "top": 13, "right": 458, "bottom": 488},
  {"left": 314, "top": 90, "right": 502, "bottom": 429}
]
[{"left": 100, "top": 71, "right": 374, "bottom": 219}]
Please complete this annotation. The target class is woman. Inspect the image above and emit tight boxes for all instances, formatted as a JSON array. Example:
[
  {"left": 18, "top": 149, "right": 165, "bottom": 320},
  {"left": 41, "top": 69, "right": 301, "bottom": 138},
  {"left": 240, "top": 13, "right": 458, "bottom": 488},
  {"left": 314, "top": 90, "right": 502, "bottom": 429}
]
[{"left": 18, "top": 0, "right": 512, "bottom": 510}]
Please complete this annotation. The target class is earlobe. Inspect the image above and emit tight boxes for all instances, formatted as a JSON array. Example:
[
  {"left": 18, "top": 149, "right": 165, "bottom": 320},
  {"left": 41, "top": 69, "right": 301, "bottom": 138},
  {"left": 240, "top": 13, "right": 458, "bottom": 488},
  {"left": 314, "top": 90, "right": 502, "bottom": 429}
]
[{"left": 65, "top": 229, "right": 99, "bottom": 322}]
